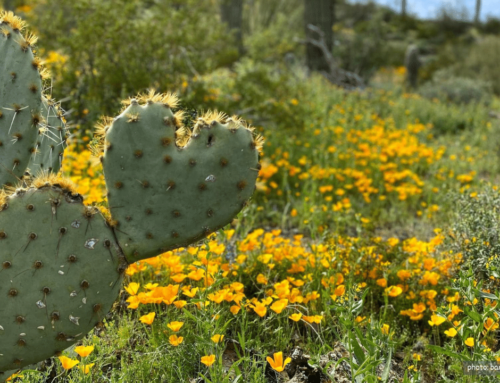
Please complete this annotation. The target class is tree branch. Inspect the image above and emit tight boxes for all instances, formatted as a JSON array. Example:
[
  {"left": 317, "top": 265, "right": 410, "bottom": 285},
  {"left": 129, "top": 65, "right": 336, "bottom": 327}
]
[{"left": 297, "top": 24, "right": 365, "bottom": 89}]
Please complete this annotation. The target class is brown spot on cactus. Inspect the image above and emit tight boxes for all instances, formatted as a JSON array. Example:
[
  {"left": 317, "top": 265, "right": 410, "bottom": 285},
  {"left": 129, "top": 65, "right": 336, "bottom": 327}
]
[
  {"left": 17, "top": 339, "right": 26, "bottom": 347},
  {"left": 164, "top": 155, "right": 172, "bottom": 164},
  {"left": 172, "top": 231, "right": 179, "bottom": 238},
  {"left": 145, "top": 208, "right": 152, "bottom": 215},
  {"left": 80, "top": 280, "right": 89, "bottom": 289},
  {"left": 207, "top": 209, "right": 214, "bottom": 217},
  {"left": 51, "top": 312, "right": 60, "bottom": 321},
  {"left": 28, "top": 232, "right": 37, "bottom": 240},
  {"left": 189, "top": 159, "right": 196, "bottom": 166},
  {"left": 0, "top": 231, "right": 6, "bottom": 239},
  {"left": 237, "top": 181, "right": 247, "bottom": 190},
  {"left": 220, "top": 158, "right": 228, "bottom": 167},
  {"left": 3, "top": 261, "right": 11, "bottom": 269},
  {"left": 93, "top": 303, "right": 102, "bottom": 313},
  {"left": 42, "top": 287, "right": 51, "bottom": 294},
  {"left": 55, "top": 333, "right": 66, "bottom": 341},
  {"left": 114, "top": 181, "right": 123, "bottom": 189},
  {"left": 31, "top": 57, "right": 42, "bottom": 70},
  {"left": 15, "top": 315, "right": 24, "bottom": 323},
  {"left": 172, "top": 210, "right": 181, "bottom": 218},
  {"left": 31, "top": 113, "right": 41, "bottom": 125},
  {"left": 161, "top": 137, "right": 172, "bottom": 146},
  {"left": 68, "top": 255, "right": 77, "bottom": 263},
  {"left": 134, "top": 150, "right": 143, "bottom": 158},
  {"left": 146, "top": 233, "right": 153, "bottom": 239},
  {"left": 33, "top": 260, "right": 42, "bottom": 269},
  {"left": 198, "top": 183, "right": 207, "bottom": 191}
]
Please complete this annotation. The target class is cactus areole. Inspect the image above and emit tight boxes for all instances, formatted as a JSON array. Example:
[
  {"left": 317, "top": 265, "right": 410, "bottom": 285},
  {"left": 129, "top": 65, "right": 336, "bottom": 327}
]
[{"left": 0, "top": 12, "right": 261, "bottom": 378}]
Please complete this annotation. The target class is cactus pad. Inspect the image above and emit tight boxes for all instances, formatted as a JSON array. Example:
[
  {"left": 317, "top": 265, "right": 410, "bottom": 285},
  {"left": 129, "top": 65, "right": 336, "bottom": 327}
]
[
  {"left": 102, "top": 94, "right": 262, "bottom": 262},
  {"left": 0, "top": 178, "right": 123, "bottom": 373},
  {"left": 0, "top": 11, "right": 43, "bottom": 187},
  {"left": 27, "top": 96, "right": 68, "bottom": 174}
]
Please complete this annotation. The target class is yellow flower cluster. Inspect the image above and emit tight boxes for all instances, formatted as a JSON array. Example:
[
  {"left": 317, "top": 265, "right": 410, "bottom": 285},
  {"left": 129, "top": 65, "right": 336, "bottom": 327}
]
[
  {"left": 62, "top": 144, "right": 107, "bottom": 205},
  {"left": 123, "top": 228, "right": 463, "bottom": 328}
]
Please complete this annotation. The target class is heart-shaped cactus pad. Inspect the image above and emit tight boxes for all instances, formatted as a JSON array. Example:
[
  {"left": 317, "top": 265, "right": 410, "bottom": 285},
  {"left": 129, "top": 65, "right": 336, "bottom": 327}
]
[
  {"left": 0, "top": 178, "right": 123, "bottom": 373},
  {"left": 101, "top": 93, "right": 262, "bottom": 263}
]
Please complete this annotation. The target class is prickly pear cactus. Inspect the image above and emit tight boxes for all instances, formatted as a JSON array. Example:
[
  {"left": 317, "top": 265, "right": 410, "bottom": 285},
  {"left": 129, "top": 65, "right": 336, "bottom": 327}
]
[
  {"left": 0, "top": 11, "right": 43, "bottom": 187},
  {"left": 0, "top": 177, "right": 123, "bottom": 375},
  {"left": 0, "top": 12, "right": 262, "bottom": 380},
  {"left": 100, "top": 92, "right": 262, "bottom": 262},
  {"left": 27, "top": 96, "right": 68, "bottom": 174}
]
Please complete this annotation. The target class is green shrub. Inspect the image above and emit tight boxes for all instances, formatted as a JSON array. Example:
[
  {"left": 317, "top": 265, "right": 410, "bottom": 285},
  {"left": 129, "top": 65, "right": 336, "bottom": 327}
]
[
  {"left": 179, "top": 58, "right": 314, "bottom": 131},
  {"left": 458, "top": 36, "right": 500, "bottom": 94},
  {"left": 26, "top": 0, "right": 236, "bottom": 132},
  {"left": 447, "top": 185, "right": 500, "bottom": 286},
  {"left": 419, "top": 75, "right": 492, "bottom": 105}
]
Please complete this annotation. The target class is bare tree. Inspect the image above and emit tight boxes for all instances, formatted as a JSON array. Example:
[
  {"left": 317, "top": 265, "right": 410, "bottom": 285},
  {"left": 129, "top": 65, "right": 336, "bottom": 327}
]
[
  {"left": 299, "top": 24, "right": 364, "bottom": 89},
  {"left": 304, "top": 0, "right": 334, "bottom": 72},
  {"left": 220, "top": 0, "right": 244, "bottom": 55},
  {"left": 474, "top": 0, "right": 481, "bottom": 24}
]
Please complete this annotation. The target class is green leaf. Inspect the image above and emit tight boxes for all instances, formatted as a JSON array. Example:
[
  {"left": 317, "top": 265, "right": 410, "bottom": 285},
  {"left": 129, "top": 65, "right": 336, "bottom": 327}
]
[
  {"left": 478, "top": 291, "right": 498, "bottom": 300},
  {"left": 181, "top": 308, "right": 198, "bottom": 322},
  {"left": 381, "top": 348, "right": 392, "bottom": 383},
  {"left": 427, "top": 345, "right": 470, "bottom": 361},
  {"left": 350, "top": 333, "right": 366, "bottom": 365},
  {"left": 465, "top": 307, "right": 482, "bottom": 323}
]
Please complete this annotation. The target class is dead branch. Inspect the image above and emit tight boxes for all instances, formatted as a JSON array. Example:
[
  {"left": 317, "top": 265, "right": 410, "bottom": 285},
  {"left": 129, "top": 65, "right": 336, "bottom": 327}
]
[{"left": 297, "top": 24, "right": 365, "bottom": 90}]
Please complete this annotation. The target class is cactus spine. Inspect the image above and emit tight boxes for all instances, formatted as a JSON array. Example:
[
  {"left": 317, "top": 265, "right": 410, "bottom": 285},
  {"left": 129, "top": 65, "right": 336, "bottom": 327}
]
[{"left": 27, "top": 96, "right": 68, "bottom": 174}]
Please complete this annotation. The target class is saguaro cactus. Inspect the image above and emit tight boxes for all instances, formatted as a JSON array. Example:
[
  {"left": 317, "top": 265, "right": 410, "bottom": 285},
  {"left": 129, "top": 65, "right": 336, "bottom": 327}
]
[
  {"left": 405, "top": 44, "right": 420, "bottom": 89},
  {"left": 0, "top": 12, "right": 261, "bottom": 378}
]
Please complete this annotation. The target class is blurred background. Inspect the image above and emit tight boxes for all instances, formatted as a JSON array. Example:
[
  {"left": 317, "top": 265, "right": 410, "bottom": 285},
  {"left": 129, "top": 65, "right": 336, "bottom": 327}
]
[{"left": 1, "top": 0, "right": 499, "bottom": 134}]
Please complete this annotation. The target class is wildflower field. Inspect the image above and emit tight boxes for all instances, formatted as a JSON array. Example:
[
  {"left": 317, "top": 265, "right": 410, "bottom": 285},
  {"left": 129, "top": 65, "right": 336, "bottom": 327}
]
[
  {"left": 3, "top": 1, "right": 500, "bottom": 381},
  {"left": 6, "top": 69, "right": 499, "bottom": 383}
]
